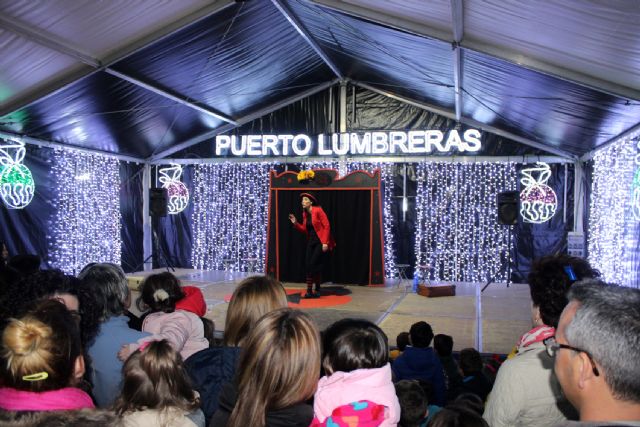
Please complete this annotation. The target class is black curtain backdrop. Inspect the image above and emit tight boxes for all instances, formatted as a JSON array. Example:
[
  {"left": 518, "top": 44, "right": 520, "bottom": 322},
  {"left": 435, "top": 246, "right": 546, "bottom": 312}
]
[{"left": 277, "top": 190, "right": 371, "bottom": 285}]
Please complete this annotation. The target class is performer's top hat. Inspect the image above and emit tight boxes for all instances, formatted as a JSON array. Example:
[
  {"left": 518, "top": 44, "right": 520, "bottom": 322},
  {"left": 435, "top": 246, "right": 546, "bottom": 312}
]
[{"left": 300, "top": 192, "right": 318, "bottom": 205}]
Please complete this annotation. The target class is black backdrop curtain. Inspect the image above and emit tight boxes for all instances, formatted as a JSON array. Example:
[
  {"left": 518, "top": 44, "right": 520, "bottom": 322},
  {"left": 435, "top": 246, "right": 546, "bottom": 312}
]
[{"left": 277, "top": 190, "right": 371, "bottom": 285}]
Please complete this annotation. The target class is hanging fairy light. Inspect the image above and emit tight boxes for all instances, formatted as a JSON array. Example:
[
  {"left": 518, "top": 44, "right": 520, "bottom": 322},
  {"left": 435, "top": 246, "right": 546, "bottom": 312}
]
[
  {"left": 191, "top": 162, "right": 274, "bottom": 272},
  {"left": 414, "top": 161, "right": 517, "bottom": 283},
  {"left": 520, "top": 162, "right": 557, "bottom": 223},
  {"left": 0, "top": 139, "right": 35, "bottom": 209},
  {"left": 589, "top": 135, "right": 640, "bottom": 288},
  {"left": 49, "top": 149, "right": 122, "bottom": 275},
  {"left": 192, "top": 160, "right": 398, "bottom": 278},
  {"left": 158, "top": 163, "right": 189, "bottom": 214}
]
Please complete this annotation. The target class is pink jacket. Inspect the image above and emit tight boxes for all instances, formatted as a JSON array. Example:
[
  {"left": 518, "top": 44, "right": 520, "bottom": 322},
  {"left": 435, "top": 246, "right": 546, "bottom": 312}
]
[
  {"left": 0, "top": 387, "right": 94, "bottom": 411},
  {"left": 313, "top": 364, "right": 400, "bottom": 427},
  {"left": 135, "top": 310, "right": 209, "bottom": 360}
]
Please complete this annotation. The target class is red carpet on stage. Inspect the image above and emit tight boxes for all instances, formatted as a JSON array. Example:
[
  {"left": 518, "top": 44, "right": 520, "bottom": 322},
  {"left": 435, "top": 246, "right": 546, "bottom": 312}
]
[{"left": 224, "top": 288, "right": 352, "bottom": 309}]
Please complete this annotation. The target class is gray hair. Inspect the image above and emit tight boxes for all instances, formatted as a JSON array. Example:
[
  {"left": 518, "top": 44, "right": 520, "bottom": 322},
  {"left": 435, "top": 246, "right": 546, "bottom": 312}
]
[
  {"left": 565, "top": 280, "right": 640, "bottom": 403},
  {"left": 78, "top": 263, "right": 129, "bottom": 320}
]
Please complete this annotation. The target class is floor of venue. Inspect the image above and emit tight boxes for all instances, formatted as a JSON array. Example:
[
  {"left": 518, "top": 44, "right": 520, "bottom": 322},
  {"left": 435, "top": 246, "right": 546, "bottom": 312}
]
[{"left": 128, "top": 269, "right": 532, "bottom": 355}]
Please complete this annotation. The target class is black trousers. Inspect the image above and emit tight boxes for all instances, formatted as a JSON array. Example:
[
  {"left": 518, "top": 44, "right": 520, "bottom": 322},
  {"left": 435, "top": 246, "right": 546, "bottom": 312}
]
[{"left": 305, "top": 240, "right": 325, "bottom": 276}]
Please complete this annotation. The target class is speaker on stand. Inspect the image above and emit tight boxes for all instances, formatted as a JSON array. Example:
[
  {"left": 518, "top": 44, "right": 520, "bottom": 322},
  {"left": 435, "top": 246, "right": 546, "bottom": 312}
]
[
  {"left": 134, "top": 188, "right": 175, "bottom": 272},
  {"left": 482, "top": 191, "right": 519, "bottom": 292}
]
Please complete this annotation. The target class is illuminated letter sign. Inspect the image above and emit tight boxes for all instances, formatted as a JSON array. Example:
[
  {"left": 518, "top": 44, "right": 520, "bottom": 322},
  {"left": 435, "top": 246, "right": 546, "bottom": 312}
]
[{"left": 214, "top": 129, "right": 482, "bottom": 157}]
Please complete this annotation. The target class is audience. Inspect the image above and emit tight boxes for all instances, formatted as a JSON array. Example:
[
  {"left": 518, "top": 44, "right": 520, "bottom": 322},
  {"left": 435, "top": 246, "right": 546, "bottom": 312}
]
[
  {"left": 484, "top": 254, "right": 598, "bottom": 427},
  {"left": 395, "top": 380, "right": 431, "bottom": 427},
  {"left": 114, "top": 339, "right": 204, "bottom": 427},
  {"left": 0, "top": 300, "right": 93, "bottom": 414},
  {"left": 433, "top": 334, "right": 463, "bottom": 398},
  {"left": 427, "top": 406, "right": 489, "bottom": 427},
  {"left": 118, "top": 272, "right": 208, "bottom": 361},
  {"left": 77, "top": 263, "right": 150, "bottom": 408},
  {"left": 313, "top": 318, "right": 400, "bottom": 426},
  {"left": 450, "top": 348, "right": 492, "bottom": 402},
  {"left": 210, "top": 308, "right": 320, "bottom": 427},
  {"left": 0, "top": 269, "right": 79, "bottom": 331},
  {"left": 551, "top": 280, "right": 640, "bottom": 425},
  {"left": 185, "top": 275, "right": 288, "bottom": 420},
  {"left": 392, "top": 321, "right": 446, "bottom": 406},
  {"left": 390, "top": 331, "right": 410, "bottom": 361}
]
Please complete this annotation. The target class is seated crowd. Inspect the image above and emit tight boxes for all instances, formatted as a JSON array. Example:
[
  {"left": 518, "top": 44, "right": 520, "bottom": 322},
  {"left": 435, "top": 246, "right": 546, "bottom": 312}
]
[{"left": 0, "top": 252, "right": 639, "bottom": 427}]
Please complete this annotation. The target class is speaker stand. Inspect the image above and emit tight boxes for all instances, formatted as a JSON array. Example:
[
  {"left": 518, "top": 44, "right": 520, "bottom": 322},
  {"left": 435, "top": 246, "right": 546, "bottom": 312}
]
[{"left": 133, "top": 220, "right": 175, "bottom": 273}]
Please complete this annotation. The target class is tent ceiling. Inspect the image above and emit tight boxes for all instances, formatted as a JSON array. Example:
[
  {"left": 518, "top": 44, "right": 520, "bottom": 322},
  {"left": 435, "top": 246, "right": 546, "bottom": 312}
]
[{"left": 1, "top": 0, "right": 639, "bottom": 160}]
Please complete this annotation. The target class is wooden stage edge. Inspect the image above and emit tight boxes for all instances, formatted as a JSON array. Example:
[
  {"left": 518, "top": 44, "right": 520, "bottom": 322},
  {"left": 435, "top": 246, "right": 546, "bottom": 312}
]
[{"left": 127, "top": 268, "right": 532, "bottom": 355}]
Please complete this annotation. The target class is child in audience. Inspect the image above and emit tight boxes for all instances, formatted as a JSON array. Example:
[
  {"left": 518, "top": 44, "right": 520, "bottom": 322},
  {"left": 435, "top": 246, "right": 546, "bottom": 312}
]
[
  {"left": 114, "top": 339, "right": 204, "bottom": 427},
  {"left": 389, "top": 331, "right": 409, "bottom": 361},
  {"left": 313, "top": 318, "right": 400, "bottom": 427},
  {"left": 433, "top": 334, "right": 462, "bottom": 399},
  {"left": 210, "top": 308, "right": 320, "bottom": 427},
  {"left": 450, "top": 349, "right": 492, "bottom": 402},
  {"left": 395, "top": 380, "right": 428, "bottom": 427},
  {"left": 0, "top": 300, "right": 94, "bottom": 413},
  {"left": 119, "top": 272, "right": 208, "bottom": 361}
]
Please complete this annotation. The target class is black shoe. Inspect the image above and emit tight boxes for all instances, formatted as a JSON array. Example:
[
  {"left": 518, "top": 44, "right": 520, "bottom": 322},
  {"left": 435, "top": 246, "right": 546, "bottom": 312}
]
[{"left": 304, "top": 292, "right": 320, "bottom": 299}]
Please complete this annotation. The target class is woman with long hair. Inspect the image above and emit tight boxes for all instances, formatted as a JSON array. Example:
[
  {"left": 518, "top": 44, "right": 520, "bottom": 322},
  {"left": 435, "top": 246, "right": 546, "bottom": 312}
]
[
  {"left": 184, "top": 275, "right": 288, "bottom": 419},
  {"left": 210, "top": 308, "right": 321, "bottom": 427}
]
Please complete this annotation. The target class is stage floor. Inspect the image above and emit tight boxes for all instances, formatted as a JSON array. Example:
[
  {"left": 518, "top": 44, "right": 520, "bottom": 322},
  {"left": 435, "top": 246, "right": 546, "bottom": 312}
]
[{"left": 128, "top": 268, "right": 532, "bottom": 354}]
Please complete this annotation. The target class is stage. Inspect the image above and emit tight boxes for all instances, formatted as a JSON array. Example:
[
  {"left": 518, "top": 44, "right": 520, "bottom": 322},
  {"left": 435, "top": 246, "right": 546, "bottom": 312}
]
[{"left": 127, "top": 269, "right": 532, "bottom": 355}]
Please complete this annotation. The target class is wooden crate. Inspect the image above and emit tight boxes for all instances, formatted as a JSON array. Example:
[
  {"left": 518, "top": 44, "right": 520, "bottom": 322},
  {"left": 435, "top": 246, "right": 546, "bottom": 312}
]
[{"left": 417, "top": 284, "right": 456, "bottom": 298}]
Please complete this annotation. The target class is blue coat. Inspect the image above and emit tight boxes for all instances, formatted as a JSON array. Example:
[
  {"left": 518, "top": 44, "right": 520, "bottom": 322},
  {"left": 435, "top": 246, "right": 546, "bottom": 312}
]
[
  {"left": 391, "top": 346, "right": 447, "bottom": 406},
  {"left": 184, "top": 346, "right": 241, "bottom": 420},
  {"left": 88, "top": 315, "right": 150, "bottom": 407}
]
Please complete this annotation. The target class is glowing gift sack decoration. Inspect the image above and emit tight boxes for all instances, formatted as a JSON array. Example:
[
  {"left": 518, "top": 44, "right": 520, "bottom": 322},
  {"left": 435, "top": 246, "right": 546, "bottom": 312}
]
[
  {"left": 632, "top": 167, "right": 640, "bottom": 221},
  {"left": 159, "top": 164, "right": 189, "bottom": 214},
  {"left": 0, "top": 140, "right": 35, "bottom": 209},
  {"left": 519, "top": 162, "right": 557, "bottom": 224}
]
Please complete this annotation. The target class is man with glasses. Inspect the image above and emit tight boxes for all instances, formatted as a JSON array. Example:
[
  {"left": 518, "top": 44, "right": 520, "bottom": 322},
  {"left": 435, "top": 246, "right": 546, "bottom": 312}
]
[{"left": 550, "top": 280, "right": 640, "bottom": 426}]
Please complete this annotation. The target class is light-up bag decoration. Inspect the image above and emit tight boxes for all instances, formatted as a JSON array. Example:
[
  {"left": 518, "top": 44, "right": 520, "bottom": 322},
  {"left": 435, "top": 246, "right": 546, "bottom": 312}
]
[
  {"left": 159, "top": 164, "right": 189, "bottom": 214},
  {"left": 520, "top": 162, "right": 557, "bottom": 224},
  {"left": 0, "top": 139, "right": 35, "bottom": 209}
]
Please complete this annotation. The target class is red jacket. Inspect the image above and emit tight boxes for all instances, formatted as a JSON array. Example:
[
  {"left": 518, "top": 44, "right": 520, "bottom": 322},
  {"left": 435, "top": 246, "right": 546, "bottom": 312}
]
[
  {"left": 294, "top": 206, "right": 336, "bottom": 250},
  {"left": 175, "top": 286, "right": 207, "bottom": 317}
]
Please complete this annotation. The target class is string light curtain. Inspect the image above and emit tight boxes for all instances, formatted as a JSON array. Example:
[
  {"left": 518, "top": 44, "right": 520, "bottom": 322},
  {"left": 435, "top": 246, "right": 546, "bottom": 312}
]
[
  {"left": 192, "top": 160, "right": 397, "bottom": 277},
  {"left": 191, "top": 162, "right": 274, "bottom": 272},
  {"left": 49, "top": 149, "right": 122, "bottom": 274},
  {"left": 589, "top": 136, "right": 640, "bottom": 288},
  {"left": 414, "top": 161, "right": 517, "bottom": 283}
]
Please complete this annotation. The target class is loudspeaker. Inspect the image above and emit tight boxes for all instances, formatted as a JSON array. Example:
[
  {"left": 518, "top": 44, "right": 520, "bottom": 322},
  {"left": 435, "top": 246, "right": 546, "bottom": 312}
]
[
  {"left": 497, "top": 191, "right": 519, "bottom": 225},
  {"left": 149, "top": 188, "right": 168, "bottom": 217}
]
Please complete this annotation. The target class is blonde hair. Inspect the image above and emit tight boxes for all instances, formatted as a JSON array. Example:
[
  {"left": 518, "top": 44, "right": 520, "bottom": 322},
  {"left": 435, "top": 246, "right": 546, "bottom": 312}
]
[
  {"left": 223, "top": 275, "right": 288, "bottom": 346},
  {"left": 227, "top": 308, "right": 320, "bottom": 427},
  {"left": 1, "top": 300, "right": 82, "bottom": 392}
]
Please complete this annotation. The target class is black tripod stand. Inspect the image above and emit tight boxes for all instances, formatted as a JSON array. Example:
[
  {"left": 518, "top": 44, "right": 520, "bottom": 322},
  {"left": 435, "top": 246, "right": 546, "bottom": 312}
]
[{"left": 134, "top": 221, "right": 175, "bottom": 273}]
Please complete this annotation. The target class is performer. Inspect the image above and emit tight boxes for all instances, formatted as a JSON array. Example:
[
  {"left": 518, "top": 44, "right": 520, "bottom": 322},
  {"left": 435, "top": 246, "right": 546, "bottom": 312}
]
[{"left": 289, "top": 192, "right": 335, "bottom": 298}]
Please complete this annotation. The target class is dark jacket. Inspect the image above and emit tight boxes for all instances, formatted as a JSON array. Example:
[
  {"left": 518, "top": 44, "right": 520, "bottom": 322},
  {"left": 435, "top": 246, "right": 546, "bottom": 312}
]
[
  {"left": 451, "top": 373, "right": 493, "bottom": 402},
  {"left": 184, "top": 346, "right": 242, "bottom": 420},
  {"left": 209, "top": 382, "right": 314, "bottom": 427},
  {"left": 391, "top": 346, "right": 447, "bottom": 406}
]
